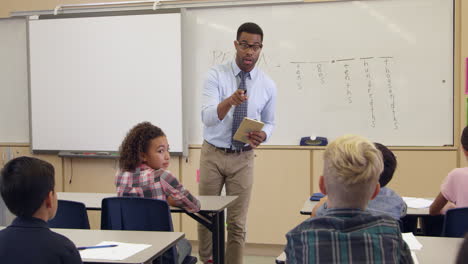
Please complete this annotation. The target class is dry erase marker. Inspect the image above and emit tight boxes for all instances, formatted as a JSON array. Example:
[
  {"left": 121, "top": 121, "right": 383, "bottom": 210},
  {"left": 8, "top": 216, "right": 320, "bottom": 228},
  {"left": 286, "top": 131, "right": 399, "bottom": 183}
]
[{"left": 77, "top": 244, "right": 118, "bottom": 250}]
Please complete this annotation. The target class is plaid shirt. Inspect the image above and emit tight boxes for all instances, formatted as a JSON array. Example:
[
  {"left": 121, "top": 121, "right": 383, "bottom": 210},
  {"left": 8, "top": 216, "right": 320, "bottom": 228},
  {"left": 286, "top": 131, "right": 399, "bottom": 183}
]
[
  {"left": 285, "top": 208, "right": 413, "bottom": 264},
  {"left": 115, "top": 164, "right": 201, "bottom": 213}
]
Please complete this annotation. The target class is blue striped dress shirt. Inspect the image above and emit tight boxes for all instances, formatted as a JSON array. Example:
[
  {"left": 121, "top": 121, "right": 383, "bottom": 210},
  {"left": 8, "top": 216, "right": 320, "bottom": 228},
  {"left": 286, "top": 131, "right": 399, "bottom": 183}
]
[{"left": 201, "top": 60, "right": 277, "bottom": 148}]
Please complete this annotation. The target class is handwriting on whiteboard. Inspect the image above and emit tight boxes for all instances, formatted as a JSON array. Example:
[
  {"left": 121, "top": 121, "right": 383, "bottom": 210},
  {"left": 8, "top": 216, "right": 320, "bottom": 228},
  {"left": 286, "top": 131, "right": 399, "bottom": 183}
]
[
  {"left": 209, "top": 50, "right": 399, "bottom": 130},
  {"left": 290, "top": 56, "right": 399, "bottom": 129}
]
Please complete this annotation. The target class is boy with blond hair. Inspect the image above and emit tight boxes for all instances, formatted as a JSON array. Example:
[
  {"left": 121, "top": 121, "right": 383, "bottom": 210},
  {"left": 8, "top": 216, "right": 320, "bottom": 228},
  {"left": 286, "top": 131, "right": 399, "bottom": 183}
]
[{"left": 285, "top": 135, "right": 412, "bottom": 264}]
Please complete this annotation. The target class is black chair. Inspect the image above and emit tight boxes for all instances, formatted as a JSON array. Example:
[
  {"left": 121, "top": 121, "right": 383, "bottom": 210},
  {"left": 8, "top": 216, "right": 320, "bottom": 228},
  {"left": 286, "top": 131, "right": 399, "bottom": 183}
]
[
  {"left": 442, "top": 207, "right": 468, "bottom": 237},
  {"left": 101, "top": 197, "right": 197, "bottom": 264},
  {"left": 48, "top": 200, "right": 90, "bottom": 229}
]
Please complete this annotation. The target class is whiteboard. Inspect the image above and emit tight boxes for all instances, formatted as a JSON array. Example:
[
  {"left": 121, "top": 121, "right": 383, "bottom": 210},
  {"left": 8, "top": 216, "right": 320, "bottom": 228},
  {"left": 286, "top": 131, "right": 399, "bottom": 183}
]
[
  {"left": 0, "top": 18, "right": 29, "bottom": 143},
  {"left": 183, "top": 0, "right": 454, "bottom": 146},
  {"left": 29, "top": 13, "right": 183, "bottom": 153}
]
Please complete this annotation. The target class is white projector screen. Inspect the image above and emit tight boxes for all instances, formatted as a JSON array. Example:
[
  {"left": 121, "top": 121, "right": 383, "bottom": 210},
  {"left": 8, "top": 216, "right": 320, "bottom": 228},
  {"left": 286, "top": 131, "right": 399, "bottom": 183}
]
[{"left": 29, "top": 13, "right": 183, "bottom": 153}]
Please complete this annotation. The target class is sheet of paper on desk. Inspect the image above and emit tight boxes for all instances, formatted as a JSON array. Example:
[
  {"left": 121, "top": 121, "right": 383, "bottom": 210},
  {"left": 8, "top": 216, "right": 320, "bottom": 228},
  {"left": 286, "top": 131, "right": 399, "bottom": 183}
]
[
  {"left": 403, "top": 197, "right": 434, "bottom": 208},
  {"left": 79, "top": 241, "right": 151, "bottom": 260},
  {"left": 402, "top": 233, "right": 423, "bottom": 250}
]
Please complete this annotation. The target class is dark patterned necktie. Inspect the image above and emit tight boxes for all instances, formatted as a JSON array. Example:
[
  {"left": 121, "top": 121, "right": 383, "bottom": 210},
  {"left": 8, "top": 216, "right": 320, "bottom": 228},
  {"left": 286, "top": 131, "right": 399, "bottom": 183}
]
[{"left": 231, "top": 71, "right": 249, "bottom": 150}]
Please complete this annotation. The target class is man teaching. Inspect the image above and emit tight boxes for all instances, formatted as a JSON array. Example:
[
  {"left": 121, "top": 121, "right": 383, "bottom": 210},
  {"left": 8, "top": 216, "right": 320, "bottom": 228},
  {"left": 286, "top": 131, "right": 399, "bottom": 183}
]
[{"left": 198, "top": 22, "right": 277, "bottom": 264}]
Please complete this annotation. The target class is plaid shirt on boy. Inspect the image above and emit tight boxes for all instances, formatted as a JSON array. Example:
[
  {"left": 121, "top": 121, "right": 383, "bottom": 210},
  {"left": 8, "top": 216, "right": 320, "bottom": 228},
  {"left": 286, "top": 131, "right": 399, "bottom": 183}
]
[
  {"left": 285, "top": 208, "right": 413, "bottom": 264},
  {"left": 115, "top": 164, "right": 200, "bottom": 213}
]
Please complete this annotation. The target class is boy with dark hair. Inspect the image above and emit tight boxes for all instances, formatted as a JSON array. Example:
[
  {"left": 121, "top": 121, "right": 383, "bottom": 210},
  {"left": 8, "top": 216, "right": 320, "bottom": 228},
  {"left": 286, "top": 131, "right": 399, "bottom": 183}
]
[
  {"left": 286, "top": 135, "right": 413, "bottom": 263},
  {"left": 312, "top": 142, "right": 407, "bottom": 220},
  {"left": 0, "top": 156, "right": 82, "bottom": 264}
]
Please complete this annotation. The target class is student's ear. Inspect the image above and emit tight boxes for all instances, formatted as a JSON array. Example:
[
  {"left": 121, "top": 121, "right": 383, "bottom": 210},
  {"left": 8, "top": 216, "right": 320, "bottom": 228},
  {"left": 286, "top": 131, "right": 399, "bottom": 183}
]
[
  {"left": 319, "top": 175, "right": 327, "bottom": 195},
  {"left": 139, "top": 152, "right": 147, "bottom": 163},
  {"left": 370, "top": 183, "right": 381, "bottom": 200},
  {"left": 44, "top": 191, "right": 54, "bottom": 209}
]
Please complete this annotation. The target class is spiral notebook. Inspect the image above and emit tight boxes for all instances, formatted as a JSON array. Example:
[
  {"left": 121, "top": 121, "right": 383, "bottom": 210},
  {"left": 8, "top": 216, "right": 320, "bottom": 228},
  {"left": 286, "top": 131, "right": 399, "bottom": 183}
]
[{"left": 233, "top": 117, "right": 264, "bottom": 144}]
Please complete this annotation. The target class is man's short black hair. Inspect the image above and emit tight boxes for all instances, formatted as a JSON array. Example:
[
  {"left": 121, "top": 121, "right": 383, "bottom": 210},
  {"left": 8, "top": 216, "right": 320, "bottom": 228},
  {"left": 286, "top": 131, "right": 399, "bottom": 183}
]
[
  {"left": 237, "top": 22, "right": 263, "bottom": 42},
  {"left": 0, "top": 156, "right": 55, "bottom": 217},
  {"left": 374, "top": 143, "right": 397, "bottom": 187}
]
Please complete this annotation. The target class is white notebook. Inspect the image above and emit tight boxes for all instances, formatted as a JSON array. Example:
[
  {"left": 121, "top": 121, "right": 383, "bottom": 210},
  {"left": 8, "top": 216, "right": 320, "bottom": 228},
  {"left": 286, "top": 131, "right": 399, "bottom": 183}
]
[{"left": 233, "top": 117, "right": 264, "bottom": 144}]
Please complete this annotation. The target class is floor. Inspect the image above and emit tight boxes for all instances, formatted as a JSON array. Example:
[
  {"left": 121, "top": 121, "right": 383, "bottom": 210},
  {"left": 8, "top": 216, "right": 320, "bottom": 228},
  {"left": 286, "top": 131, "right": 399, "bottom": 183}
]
[
  {"left": 192, "top": 254, "right": 277, "bottom": 264},
  {"left": 190, "top": 242, "right": 282, "bottom": 264}
]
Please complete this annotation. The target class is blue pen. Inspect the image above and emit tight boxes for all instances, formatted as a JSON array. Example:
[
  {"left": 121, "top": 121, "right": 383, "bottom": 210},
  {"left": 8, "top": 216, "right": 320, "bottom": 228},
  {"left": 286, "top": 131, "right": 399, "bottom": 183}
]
[{"left": 77, "top": 244, "right": 118, "bottom": 250}]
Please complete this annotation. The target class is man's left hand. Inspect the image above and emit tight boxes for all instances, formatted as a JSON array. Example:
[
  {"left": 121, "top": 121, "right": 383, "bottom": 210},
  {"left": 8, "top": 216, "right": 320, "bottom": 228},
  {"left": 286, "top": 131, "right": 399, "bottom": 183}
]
[{"left": 247, "top": 131, "right": 266, "bottom": 148}]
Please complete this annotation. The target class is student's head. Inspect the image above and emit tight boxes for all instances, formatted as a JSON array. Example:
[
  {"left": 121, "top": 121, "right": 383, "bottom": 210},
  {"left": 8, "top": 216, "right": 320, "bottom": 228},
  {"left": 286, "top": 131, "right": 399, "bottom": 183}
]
[
  {"left": 320, "top": 135, "right": 383, "bottom": 209},
  {"left": 374, "top": 142, "right": 397, "bottom": 187},
  {"left": 119, "top": 122, "right": 169, "bottom": 171},
  {"left": 0, "top": 156, "right": 57, "bottom": 220},
  {"left": 234, "top": 22, "right": 264, "bottom": 72},
  {"left": 461, "top": 126, "right": 468, "bottom": 153}
]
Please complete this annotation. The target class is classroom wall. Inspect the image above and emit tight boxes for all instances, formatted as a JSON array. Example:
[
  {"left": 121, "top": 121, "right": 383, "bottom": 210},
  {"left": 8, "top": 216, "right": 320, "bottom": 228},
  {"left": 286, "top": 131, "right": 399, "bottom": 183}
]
[{"left": 0, "top": 0, "right": 465, "bottom": 245}]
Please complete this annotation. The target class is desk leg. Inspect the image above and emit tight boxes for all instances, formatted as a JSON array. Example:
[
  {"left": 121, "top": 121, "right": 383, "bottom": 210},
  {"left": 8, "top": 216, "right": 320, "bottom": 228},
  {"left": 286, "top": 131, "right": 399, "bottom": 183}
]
[
  {"left": 185, "top": 211, "right": 226, "bottom": 264},
  {"left": 212, "top": 210, "right": 225, "bottom": 264}
]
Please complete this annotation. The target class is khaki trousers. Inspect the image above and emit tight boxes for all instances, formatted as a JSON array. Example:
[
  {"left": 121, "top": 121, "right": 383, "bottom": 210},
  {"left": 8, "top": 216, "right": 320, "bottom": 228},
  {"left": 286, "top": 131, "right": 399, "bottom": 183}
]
[{"left": 197, "top": 141, "right": 254, "bottom": 264}]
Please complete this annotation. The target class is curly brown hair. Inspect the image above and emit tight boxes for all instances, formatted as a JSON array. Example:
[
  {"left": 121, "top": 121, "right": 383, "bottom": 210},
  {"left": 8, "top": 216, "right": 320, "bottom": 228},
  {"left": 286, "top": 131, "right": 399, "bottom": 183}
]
[{"left": 119, "top": 122, "right": 165, "bottom": 171}]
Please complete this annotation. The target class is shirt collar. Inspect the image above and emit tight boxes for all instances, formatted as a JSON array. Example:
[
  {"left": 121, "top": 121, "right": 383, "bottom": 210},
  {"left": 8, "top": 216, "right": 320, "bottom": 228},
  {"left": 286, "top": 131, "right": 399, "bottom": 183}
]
[
  {"left": 137, "top": 163, "right": 152, "bottom": 170},
  {"left": 231, "top": 60, "right": 257, "bottom": 80},
  {"left": 137, "top": 163, "right": 165, "bottom": 173},
  {"left": 323, "top": 208, "right": 369, "bottom": 217},
  {"left": 10, "top": 216, "right": 49, "bottom": 229}
]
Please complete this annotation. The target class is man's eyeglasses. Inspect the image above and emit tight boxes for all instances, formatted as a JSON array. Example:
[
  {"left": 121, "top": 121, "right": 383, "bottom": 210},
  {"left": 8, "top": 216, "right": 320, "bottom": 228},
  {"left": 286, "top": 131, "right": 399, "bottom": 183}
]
[{"left": 236, "top": 41, "right": 263, "bottom": 52}]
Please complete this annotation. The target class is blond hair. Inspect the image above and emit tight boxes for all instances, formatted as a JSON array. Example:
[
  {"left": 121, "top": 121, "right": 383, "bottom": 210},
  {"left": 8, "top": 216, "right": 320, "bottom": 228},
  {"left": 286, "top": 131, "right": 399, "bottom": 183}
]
[{"left": 323, "top": 135, "right": 383, "bottom": 207}]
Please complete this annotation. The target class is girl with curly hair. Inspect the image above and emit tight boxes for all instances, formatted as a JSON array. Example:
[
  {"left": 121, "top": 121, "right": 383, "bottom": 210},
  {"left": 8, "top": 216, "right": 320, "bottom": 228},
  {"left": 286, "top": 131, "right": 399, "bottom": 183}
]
[{"left": 115, "top": 122, "right": 200, "bottom": 264}]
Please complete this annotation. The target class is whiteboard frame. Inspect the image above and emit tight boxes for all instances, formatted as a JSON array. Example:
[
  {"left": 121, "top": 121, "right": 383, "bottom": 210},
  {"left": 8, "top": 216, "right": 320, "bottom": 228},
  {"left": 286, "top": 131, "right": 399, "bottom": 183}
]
[{"left": 27, "top": 10, "right": 185, "bottom": 155}]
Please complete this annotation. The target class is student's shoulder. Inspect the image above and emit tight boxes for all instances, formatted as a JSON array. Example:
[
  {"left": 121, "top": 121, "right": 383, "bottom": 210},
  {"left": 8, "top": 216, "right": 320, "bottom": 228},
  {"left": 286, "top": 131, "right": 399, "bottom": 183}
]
[
  {"left": 287, "top": 215, "right": 335, "bottom": 235},
  {"left": 0, "top": 228, "right": 8, "bottom": 242},
  {"left": 48, "top": 230, "right": 82, "bottom": 258},
  {"left": 448, "top": 167, "right": 468, "bottom": 177},
  {"left": 49, "top": 229, "right": 77, "bottom": 247},
  {"left": 367, "top": 214, "right": 401, "bottom": 232},
  {"left": 378, "top": 187, "right": 404, "bottom": 201},
  {"left": 157, "top": 169, "right": 180, "bottom": 183}
]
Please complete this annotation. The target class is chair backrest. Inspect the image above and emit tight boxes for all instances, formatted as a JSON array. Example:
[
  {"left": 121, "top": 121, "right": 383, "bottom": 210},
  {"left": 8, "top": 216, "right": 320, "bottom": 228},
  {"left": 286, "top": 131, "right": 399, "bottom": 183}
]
[
  {"left": 101, "top": 197, "right": 177, "bottom": 263},
  {"left": 48, "top": 200, "right": 90, "bottom": 229},
  {"left": 101, "top": 197, "right": 173, "bottom": 231},
  {"left": 443, "top": 207, "right": 468, "bottom": 237}
]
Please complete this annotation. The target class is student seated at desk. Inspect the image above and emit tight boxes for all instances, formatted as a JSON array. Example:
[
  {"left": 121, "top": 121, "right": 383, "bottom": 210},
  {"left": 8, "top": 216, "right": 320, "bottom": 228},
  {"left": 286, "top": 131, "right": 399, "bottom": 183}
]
[
  {"left": 116, "top": 121, "right": 200, "bottom": 264},
  {"left": 285, "top": 135, "right": 413, "bottom": 264},
  {"left": 312, "top": 142, "right": 407, "bottom": 220},
  {"left": 429, "top": 125, "right": 468, "bottom": 215},
  {"left": 0, "top": 157, "right": 82, "bottom": 264}
]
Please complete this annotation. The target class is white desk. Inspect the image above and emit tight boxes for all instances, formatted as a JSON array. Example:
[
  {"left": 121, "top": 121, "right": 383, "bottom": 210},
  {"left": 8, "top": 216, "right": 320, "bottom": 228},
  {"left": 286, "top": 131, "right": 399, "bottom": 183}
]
[
  {"left": 58, "top": 228, "right": 183, "bottom": 264},
  {"left": 300, "top": 199, "right": 430, "bottom": 215},
  {"left": 276, "top": 236, "right": 462, "bottom": 264},
  {"left": 0, "top": 226, "right": 183, "bottom": 264},
  {"left": 58, "top": 192, "right": 238, "bottom": 264},
  {"left": 414, "top": 236, "right": 462, "bottom": 263}
]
